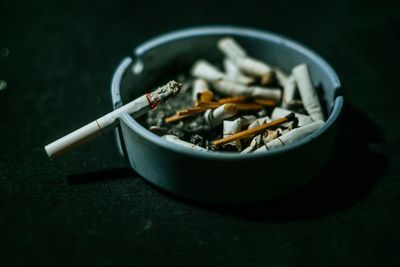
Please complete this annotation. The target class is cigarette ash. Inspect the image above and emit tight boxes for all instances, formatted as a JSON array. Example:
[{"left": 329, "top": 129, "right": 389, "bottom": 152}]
[
  {"left": 143, "top": 78, "right": 223, "bottom": 150},
  {"left": 139, "top": 37, "right": 327, "bottom": 153}
]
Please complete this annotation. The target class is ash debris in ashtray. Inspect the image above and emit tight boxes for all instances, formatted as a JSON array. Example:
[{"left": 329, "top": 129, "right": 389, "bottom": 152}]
[{"left": 141, "top": 37, "right": 327, "bottom": 153}]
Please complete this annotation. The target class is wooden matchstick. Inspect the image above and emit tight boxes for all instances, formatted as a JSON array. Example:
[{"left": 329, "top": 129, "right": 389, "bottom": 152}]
[
  {"left": 199, "top": 90, "right": 214, "bottom": 102},
  {"left": 213, "top": 113, "right": 295, "bottom": 146},
  {"left": 253, "top": 98, "right": 275, "bottom": 107},
  {"left": 165, "top": 108, "right": 206, "bottom": 123},
  {"left": 176, "top": 107, "right": 206, "bottom": 116},
  {"left": 218, "top": 96, "right": 247, "bottom": 104}
]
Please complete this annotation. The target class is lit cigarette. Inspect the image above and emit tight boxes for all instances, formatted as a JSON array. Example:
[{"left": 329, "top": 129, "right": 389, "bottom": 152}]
[
  {"left": 192, "top": 79, "right": 210, "bottom": 101},
  {"left": 214, "top": 80, "right": 281, "bottom": 101},
  {"left": 45, "top": 81, "right": 181, "bottom": 158},
  {"left": 162, "top": 134, "right": 208, "bottom": 152},
  {"left": 204, "top": 103, "right": 238, "bottom": 128},
  {"left": 257, "top": 120, "right": 324, "bottom": 151},
  {"left": 293, "top": 64, "right": 324, "bottom": 121},
  {"left": 271, "top": 107, "right": 313, "bottom": 127},
  {"left": 213, "top": 113, "right": 295, "bottom": 146},
  {"left": 223, "top": 58, "right": 254, "bottom": 85},
  {"left": 222, "top": 118, "right": 244, "bottom": 151},
  {"left": 218, "top": 38, "right": 273, "bottom": 84}
]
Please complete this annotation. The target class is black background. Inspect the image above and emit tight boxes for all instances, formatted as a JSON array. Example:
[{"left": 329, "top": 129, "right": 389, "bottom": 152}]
[{"left": 1, "top": 0, "right": 400, "bottom": 266}]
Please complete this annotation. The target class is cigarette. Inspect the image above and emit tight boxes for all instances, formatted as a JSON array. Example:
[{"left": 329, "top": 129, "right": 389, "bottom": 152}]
[
  {"left": 191, "top": 59, "right": 252, "bottom": 84},
  {"left": 214, "top": 80, "right": 281, "bottom": 101},
  {"left": 222, "top": 118, "right": 244, "bottom": 151},
  {"left": 261, "top": 120, "right": 324, "bottom": 151},
  {"left": 204, "top": 103, "right": 238, "bottom": 128},
  {"left": 263, "top": 130, "right": 279, "bottom": 144},
  {"left": 218, "top": 38, "right": 272, "bottom": 84},
  {"left": 282, "top": 76, "right": 297, "bottom": 108},
  {"left": 213, "top": 113, "right": 295, "bottom": 146},
  {"left": 271, "top": 107, "right": 313, "bottom": 127},
  {"left": 223, "top": 58, "right": 254, "bottom": 85},
  {"left": 274, "top": 68, "right": 288, "bottom": 86},
  {"left": 162, "top": 134, "right": 208, "bottom": 152},
  {"left": 192, "top": 79, "right": 210, "bottom": 101},
  {"left": 218, "top": 38, "right": 247, "bottom": 58},
  {"left": 191, "top": 60, "right": 225, "bottom": 82},
  {"left": 45, "top": 81, "right": 181, "bottom": 158},
  {"left": 239, "top": 115, "right": 257, "bottom": 127},
  {"left": 293, "top": 64, "right": 324, "bottom": 121},
  {"left": 240, "top": 134, "right": 263, "bottom": 153},
  {"left": 196, "top": 101, "right": 262, "bottom": 111}
]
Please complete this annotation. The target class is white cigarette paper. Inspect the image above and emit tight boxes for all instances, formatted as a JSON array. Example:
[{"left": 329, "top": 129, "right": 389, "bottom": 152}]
[
  {"left": 44, "top": 81, "right": 181, "bottom": 158},
  {"left": 271, "top": 107, "right": 313, "bottom": 127},
  {"left": 255, "top": 120, "right": 324, "bottom": 152},
  {"left": 214, "top": 80, "right": 281, "bottom": 101},
  {"left": 162, "top": 135, "right": 208, "bottom": 152},
  {"left": 282, "top": 76, "right": 297, "bottom": 108},
  {"left": 191, "top": 59, "right": 252, "bottom": 84},
  {"left": 191, "top": 60, "right": 225, "bottom": 81},
  {"left": 293, "top": 64, "right": 324, "bottom": 121},
  {"left": 218, "top": 38, "right": 272, "bottom": 84},
  {"left": 222, "top": 118, "right": 243, "bottom": 151},
  {"left": 218, "top": 38, "right": 247, "bottom": 58},
  {"left": 274, "top": 69, "right": 288, "bottom": 86},
  {"left": 223, "top": 59, "right": 254, "bottom": 85},
  {"left": 192, "top": 78, "right": 209, "bottom": 101},
  {"left": 204, "top": 103, "right": 238, "bottom": 128},
  {"left": 239, "top": 115, "right": 257, "bottom": 127},
  {"left": 240, "top": 134, "right": 263, "bottom": 153}
]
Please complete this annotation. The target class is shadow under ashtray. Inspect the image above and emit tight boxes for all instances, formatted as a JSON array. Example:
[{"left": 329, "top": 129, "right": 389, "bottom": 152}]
[
  {"left": 148, "top": 102, "right": 388, "bottom": 222},
  {"left": 67, "top": 167, "right": 136, "bottom": 185}
]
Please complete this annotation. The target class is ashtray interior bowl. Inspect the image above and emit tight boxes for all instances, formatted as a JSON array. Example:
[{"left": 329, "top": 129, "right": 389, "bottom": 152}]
[{"left": 111, "top": 26, "right": 343, "bottom": 203}]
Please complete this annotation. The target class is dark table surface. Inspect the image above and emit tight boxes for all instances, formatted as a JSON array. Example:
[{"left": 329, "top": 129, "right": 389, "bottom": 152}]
[{"left": 1, "top": 0, "right": 399, "bottom": 266}]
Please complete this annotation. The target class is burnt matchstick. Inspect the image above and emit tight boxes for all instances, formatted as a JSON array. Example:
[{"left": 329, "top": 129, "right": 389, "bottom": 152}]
[
  {"left": 213, "top": 113, "right": 295, "bottom": 146},
  {"left": 45, "top": 81, "right": 181, "bottom": 158}
]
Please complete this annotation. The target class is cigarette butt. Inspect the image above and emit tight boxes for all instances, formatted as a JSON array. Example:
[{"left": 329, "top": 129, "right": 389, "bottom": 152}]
[
  {"left": 271, "top": 107, "right": 313, "bottom": 127},
  {"left": 293, "top": 64, "right": 324, "bottom": 121},
  {"left": 204, "top": 103, "right": 238, "bottom": 128},
  {"left": 162, "top": 134, "right": 208, "bottom": 152},
  {"left": 264, "top": 120, "right": 324, "bottom": 150},
  {"left": 191, "top": 60, "right": 225, "bottom": 82},
  {"left": 223, "top": 58, "right": 254, "bottom": 85},
  {"left": 192, "top": 79, "right": 210, "bottom": 101},
  {"left": 213, "top": 113, "right": 295, "bottom": 146}
]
